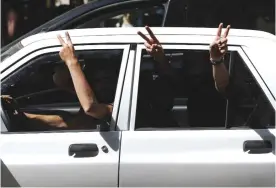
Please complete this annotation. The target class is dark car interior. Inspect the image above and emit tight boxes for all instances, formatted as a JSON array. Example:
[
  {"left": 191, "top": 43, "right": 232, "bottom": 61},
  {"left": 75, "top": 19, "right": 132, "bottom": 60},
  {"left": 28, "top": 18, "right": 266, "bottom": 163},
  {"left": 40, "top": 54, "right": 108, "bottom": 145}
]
[{"left": 136, "top": 50, "right": 221, "bottom": 129}]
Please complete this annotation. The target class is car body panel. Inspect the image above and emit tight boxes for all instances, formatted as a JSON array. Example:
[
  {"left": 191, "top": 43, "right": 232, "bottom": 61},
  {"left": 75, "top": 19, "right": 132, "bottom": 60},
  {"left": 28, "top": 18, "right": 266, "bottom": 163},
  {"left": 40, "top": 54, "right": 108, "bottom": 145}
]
[
  {"left": 0, "top": 131, "right": 121, "bottom": 187},
  {"left": 119, "top": 129, "right": 275, "bottom": 187}
]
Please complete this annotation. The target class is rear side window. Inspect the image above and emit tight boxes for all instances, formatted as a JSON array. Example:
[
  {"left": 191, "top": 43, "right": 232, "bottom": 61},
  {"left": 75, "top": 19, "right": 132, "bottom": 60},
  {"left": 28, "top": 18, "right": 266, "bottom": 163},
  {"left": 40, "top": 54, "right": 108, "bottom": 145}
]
[{"left": 133, "top": 48, "right": 274, "bottom": 130}]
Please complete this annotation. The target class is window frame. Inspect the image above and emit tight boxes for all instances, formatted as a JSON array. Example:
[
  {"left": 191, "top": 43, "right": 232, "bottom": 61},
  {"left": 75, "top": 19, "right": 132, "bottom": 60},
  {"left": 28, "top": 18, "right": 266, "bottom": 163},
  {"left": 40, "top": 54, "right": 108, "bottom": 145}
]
[
  {"left": 129, "top": 44, "right": 275, "bottom": 131},
  {"left": 1, "top": 44, "right": 130, "bottom": 133}
]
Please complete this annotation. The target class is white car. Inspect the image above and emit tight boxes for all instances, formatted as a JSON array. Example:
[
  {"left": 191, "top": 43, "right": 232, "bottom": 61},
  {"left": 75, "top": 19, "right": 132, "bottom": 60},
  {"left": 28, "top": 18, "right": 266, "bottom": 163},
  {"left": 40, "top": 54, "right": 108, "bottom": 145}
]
[{"left": 1, "top": 27, "right": 275, "bottom": 187}]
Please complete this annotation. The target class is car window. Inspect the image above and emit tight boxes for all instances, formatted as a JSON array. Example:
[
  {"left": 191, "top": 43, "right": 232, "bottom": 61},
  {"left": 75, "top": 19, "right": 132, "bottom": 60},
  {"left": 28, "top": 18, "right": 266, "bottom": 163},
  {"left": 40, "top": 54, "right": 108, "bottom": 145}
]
[
  {"left": 226, "top": 52, "right": 275, "bottom": 129},
  {"left": 76, "top": 5, "right": 165, "bottom": 28},
  {"left": 1, "top": 48, "right": 124, "bottom": 132},
  {"left": 2, "top": 49, "right": 123, "bottom": 108},
  {"left": 133, "top": 48, "right": 274, "bottom": 130}
]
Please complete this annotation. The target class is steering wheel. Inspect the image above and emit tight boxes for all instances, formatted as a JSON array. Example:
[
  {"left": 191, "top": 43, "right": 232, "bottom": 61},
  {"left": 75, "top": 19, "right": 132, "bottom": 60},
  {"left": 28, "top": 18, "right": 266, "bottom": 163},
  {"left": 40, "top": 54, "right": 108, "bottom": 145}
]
[{"left": 1, "top": 96, "right": 29, "bottom": 132}]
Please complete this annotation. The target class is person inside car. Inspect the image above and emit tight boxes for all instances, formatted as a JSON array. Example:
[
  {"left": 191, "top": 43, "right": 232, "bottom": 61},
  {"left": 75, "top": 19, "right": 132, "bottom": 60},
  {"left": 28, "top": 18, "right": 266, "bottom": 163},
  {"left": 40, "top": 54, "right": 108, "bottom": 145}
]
[
  {"left": 23, "top": 32, "right": 117, "bottom": 131},
  {"left": 137, "top": 23, "right": 232, "bottom": 127},
  {"left": 1, "top": 32, "right": 116, "bottom": 131}
]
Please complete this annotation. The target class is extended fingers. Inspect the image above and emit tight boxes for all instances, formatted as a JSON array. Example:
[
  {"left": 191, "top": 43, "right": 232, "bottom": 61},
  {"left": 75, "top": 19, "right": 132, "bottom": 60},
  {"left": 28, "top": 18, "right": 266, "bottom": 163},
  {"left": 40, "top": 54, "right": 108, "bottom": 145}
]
[
  {"left": 215, "top": 23, "right": 230, "bottom": 40},
  {"left": 138, "top": 31, "right": 151, "bottom": 43},
  {"left": 66, "top": 32, "right": 73, "bottom": 46},
  {"left": 57, "top": 34, "right": 66, "bottom": 47},
  {"left": 145, "top": 26, "right": 159, "bottom": 42},
  {"left": 216, "top": 23, "right": 223, "bottom": 39},
  {"left": 223, "top": 25, "right": 231, "bottom": 38}
]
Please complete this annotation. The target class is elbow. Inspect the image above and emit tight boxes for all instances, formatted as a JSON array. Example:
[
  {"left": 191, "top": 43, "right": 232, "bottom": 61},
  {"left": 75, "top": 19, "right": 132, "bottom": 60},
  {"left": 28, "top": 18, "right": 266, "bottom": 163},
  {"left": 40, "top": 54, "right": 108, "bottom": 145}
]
[
  {"left": 83, "top": 105, "right": 92, "bottom": 115},
  {"left": 83, "top": 104, "right": 104, "bottom": 119},
  {"left": 82, "top": 99, "right": 97, "bottom": 115}
]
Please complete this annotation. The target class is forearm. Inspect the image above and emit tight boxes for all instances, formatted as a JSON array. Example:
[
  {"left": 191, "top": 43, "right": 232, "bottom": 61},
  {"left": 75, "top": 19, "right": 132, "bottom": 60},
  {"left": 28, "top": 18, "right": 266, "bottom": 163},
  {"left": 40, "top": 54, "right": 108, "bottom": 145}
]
[
  {"left": 24, "top": 113, "right": 67, "bottom": 128},
  {"left": 212, "top": 63, "right": 229, "bottom": 93},
  {"left": 155, "top": 55, "right": 173, "bottom": 76},
  {"left": 67, "top": 62, "right": 97, "bottom": 112}
]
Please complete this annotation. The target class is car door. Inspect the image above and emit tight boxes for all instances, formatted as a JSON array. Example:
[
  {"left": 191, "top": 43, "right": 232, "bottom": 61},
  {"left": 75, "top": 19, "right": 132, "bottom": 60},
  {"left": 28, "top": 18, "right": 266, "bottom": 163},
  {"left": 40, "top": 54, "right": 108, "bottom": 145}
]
[
  {"left": 0, "top": 39, "right": 130, "bottom": 187},
  {"left": 119, "top": 43, "right": 275, "bottom": 187}
]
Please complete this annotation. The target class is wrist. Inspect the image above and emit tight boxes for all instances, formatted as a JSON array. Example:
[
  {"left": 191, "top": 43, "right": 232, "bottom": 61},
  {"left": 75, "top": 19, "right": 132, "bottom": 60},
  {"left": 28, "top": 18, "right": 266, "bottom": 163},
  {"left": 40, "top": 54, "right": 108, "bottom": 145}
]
[
  {"left": 210, "top": 55, "right": 223, "bottom": 61},
  {"left": 210, "top": 56, "right": 224, "bottom": 65},
  {"left": 65, "top": 57, "right": 78, "bottom": 67}
]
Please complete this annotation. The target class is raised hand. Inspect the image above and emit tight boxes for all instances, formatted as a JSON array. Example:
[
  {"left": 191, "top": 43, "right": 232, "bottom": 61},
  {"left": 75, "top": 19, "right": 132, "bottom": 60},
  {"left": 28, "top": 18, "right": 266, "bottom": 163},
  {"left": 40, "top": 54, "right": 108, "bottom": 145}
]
[
  {"left": 210, "top": 23, "right": 231, "bottom": 61},
  {"left": 137, "top": 26, "right": 166, "bottom": 63},
  {"left": 57, "top": 32, "right": 78, "bottom": 67}
]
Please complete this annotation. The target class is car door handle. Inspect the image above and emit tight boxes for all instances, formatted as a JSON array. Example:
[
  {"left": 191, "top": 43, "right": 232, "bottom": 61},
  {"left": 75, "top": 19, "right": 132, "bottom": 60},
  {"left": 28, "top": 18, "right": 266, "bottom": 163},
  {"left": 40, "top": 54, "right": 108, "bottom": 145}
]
[
  {"left": 69, "top": 144, "right": 99, "bottom": 157},
  {"left": 243, "top": 140, "right": 272, "bottom": 154}
]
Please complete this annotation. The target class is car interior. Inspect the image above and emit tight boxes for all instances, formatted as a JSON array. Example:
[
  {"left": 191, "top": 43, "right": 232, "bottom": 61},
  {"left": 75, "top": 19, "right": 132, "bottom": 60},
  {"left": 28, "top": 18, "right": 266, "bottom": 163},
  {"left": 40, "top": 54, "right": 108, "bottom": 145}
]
[{"left": 135, "top": 49, "right": 213, "bottom": 129}]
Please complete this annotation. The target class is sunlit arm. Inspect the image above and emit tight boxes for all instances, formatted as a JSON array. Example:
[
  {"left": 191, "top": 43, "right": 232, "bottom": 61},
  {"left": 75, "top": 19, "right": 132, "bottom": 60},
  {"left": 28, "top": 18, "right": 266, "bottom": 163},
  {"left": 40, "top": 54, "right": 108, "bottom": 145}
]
[
  {"left": 67, "top": 61, "right": 112, "bottom": 119},
  {"left": 24, "top": 113, "right": 67, "bottom": 128}
]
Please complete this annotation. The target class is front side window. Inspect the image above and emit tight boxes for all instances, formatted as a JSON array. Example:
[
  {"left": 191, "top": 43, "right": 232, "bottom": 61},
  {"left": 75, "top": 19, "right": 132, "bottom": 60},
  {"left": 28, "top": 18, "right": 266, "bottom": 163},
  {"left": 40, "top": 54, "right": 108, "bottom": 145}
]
[
  {"left": 133, "top": 47, "right": 274, "bottom": 130},
  {"left": 1, "top": 48, "right": 124, "bottom": 132}
]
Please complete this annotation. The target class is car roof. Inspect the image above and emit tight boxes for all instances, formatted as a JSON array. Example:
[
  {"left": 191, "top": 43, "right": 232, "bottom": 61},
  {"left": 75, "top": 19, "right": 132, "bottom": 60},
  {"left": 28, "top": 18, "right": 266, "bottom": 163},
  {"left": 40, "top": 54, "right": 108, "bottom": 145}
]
[{"left": 21, "top": 27, "right": 276, "bottom": 46}]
